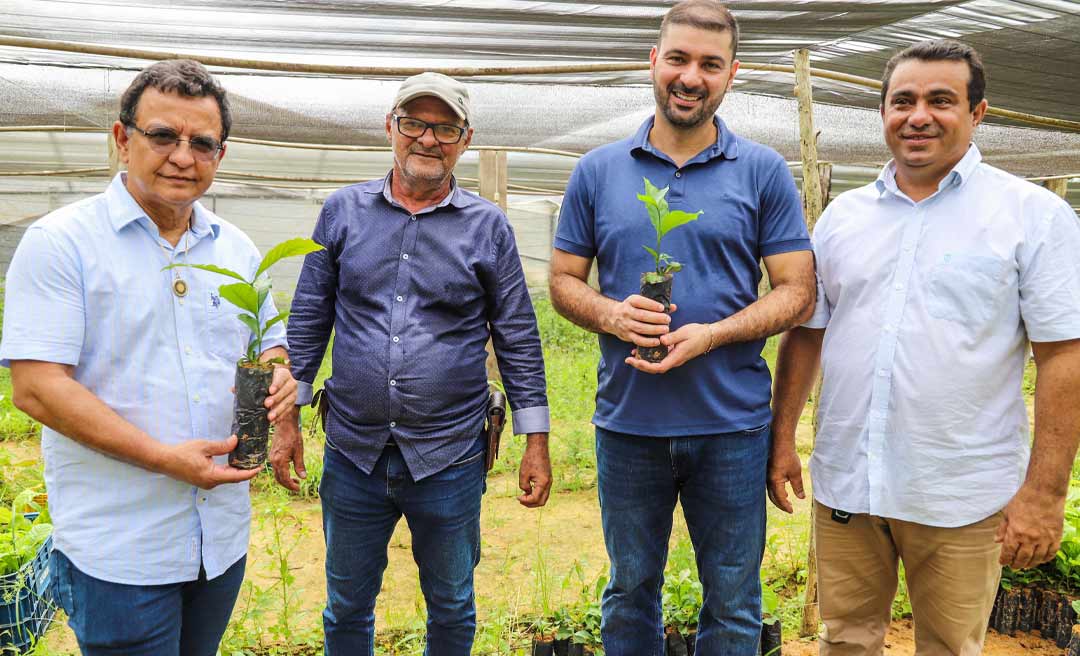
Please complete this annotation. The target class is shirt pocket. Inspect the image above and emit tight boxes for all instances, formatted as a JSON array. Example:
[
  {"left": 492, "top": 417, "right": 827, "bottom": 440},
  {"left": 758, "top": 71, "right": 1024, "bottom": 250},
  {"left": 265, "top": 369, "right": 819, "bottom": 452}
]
[
  {"left": 925, "top": 253, "right": 1008, "bottom": 325},
  {"left": 203, "top": 290, "right": 249, "bottom": 362}
]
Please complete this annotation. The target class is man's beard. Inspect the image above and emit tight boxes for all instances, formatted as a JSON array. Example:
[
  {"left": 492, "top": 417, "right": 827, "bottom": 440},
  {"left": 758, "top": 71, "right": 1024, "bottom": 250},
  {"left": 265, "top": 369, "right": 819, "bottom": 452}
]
[{"left": 653, "top": 82, "right": 724, "bottom": 129}]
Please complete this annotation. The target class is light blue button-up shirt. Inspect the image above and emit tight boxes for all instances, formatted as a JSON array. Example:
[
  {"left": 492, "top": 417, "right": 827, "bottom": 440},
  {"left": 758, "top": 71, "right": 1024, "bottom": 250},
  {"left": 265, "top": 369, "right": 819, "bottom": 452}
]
[
  {"left": 807, "top": 145, "right": 1080, "bottom": 527},
  {"left": 0, "top": 174, "right": 286, "bottom": 584}
]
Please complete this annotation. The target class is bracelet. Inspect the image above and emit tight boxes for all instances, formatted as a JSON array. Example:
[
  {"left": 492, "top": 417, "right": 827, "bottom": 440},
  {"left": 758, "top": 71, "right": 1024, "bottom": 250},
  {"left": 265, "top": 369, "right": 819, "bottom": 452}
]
[{"left": 704, "top": 324, "right": 716, "bottom": 355}]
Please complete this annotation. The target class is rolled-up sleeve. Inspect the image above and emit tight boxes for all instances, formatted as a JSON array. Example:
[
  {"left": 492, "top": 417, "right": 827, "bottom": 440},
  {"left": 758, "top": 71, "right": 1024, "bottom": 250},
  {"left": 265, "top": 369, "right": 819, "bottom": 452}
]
[{"left": 1, "top": 227, "right": 85, "bottom": 367}]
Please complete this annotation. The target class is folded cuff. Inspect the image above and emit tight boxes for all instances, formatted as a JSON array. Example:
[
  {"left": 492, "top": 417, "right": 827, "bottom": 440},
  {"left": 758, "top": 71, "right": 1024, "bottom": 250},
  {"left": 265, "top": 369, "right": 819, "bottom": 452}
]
[
  {"left": 295, "top": 380, "right": 314, "bottom": 406},
  {"left": 511, "top": 405, "right": 550, "bottom": 435}
]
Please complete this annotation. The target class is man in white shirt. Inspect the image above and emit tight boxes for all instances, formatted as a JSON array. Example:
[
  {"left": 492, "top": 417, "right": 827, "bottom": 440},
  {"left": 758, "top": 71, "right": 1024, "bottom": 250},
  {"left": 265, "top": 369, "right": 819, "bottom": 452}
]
[{"left": 769, "top": 39, "right": 1080, "bottom": 655}]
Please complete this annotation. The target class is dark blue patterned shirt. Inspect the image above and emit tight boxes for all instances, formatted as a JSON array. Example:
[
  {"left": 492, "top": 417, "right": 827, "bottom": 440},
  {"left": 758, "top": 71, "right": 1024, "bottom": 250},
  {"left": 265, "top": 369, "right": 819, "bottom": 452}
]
[{"left": 289, "top": 174, "right": 549, "bottom": 480}]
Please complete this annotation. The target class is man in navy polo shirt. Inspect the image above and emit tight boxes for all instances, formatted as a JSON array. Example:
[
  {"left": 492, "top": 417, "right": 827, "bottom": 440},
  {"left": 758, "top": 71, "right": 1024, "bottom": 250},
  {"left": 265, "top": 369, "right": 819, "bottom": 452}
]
[{"left": 549, "top": 1, "right": 814, "bottom": 653}]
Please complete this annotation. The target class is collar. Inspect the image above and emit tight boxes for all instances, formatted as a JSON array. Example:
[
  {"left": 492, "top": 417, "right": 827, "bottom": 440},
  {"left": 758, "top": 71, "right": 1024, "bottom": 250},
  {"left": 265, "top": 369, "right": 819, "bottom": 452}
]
[
  {"left": 379, "top": 171, "right": 473, "bottom": 212},
  {"left": 104, "top": 173, "right": 220, "bottom": 239},
  {"left": 629, "top": 115, "right": 738, "bottom": 162},
  {"left": 876, "top": 143, "right": 982, "bottom": 198}
]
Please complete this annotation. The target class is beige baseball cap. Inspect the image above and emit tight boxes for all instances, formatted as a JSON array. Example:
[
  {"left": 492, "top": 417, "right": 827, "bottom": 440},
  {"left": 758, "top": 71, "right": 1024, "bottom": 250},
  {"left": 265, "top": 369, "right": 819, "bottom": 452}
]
[{"left": 393, "top": 72, "right": 472, "bottom": 123}]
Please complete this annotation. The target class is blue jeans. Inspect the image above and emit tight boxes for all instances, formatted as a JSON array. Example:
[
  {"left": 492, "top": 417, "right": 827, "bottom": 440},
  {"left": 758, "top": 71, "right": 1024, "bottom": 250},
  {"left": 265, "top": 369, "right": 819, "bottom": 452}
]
[
  {"left": 51, "top": 549, "right": 246, "bottom": 656},
  {"left": 320, "top": 436, "right": 486, "bottom": 655},
  {"left": 596, "top": 426, "right": 769, "bottom": 656}
]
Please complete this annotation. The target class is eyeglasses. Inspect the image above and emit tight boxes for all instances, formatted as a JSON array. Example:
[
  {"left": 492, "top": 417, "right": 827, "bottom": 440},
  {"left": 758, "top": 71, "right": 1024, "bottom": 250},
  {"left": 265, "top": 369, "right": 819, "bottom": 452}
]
[
  {"left": 125, "top": 123, "right": 224, "bottom": 161},
  {"left": 391, "top": 115, "right": 467, "bottom": 145}
]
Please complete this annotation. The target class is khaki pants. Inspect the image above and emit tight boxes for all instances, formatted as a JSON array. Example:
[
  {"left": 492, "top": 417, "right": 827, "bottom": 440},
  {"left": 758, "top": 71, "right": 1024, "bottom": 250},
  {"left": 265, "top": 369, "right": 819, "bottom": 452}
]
[{"left": 815, "top": 501, "right": 1002, "bottom": 656}]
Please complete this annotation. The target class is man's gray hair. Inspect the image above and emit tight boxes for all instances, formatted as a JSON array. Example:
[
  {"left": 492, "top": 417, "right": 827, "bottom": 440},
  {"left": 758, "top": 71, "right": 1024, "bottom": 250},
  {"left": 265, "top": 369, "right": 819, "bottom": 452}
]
[{"left": 119, "top": 59, "right": 232, "bottom": 141}]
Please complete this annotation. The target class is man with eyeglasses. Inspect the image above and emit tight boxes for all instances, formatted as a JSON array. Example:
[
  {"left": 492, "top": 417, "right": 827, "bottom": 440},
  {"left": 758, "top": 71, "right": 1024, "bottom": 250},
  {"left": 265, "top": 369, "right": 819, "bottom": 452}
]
[
  {"left": 276, "top": 72, "right": 551, "bottom": 653},
  {"left": 0, "top": 59, "right": 296, "bottom": 655}
]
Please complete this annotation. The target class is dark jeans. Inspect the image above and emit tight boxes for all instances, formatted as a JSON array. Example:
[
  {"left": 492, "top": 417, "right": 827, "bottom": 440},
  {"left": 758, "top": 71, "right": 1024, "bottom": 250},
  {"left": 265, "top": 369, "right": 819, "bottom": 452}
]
[
  {"left": 596, "top": 426, "right": 769, "bottom": 656},
  {"left": 320, "top": 436, "right": 486, "bottom": 655},
  {"left": 51, "top": 549, "right": 246, "bottom": 656}
]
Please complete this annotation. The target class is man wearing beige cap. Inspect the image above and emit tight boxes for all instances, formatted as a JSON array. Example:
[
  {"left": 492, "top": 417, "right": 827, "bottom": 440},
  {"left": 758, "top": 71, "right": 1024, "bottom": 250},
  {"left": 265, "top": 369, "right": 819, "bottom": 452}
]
[{"left": 274, "top": 72, "right": 552, "bottom": 654}]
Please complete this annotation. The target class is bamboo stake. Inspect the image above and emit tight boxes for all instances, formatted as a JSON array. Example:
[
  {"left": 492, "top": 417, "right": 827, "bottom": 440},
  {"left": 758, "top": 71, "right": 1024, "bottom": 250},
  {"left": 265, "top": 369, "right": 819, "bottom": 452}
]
[
  {"left": 1043, "top": 178, "right": 1069, "bottom": 199},
  {"left": 794, "top": 48, "right": 826, "bottom": 639}
]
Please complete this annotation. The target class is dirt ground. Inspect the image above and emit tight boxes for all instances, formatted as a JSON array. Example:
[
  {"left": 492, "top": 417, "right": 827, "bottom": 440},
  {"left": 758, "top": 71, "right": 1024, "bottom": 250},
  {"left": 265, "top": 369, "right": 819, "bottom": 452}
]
[{"left": 782, "top": 619, "right": 1063, "bottom": 655}]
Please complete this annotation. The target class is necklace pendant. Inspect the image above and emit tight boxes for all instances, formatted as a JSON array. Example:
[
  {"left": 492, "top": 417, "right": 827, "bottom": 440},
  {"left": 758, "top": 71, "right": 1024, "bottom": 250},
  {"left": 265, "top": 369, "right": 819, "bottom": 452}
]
[{"left": 172, "top": 278, "right": 189, "bottom": 297}]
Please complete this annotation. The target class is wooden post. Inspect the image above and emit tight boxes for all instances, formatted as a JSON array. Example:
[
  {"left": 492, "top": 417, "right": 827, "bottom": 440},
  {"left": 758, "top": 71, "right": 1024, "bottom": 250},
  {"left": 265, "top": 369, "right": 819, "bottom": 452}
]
[
  {"left": 1043, "top": 178, "right": 1069, "bottom": 199},
  {"left": 107, "top": 131, "right": 121, "bottom": 178},
  {"left": 478, "top": 149, "right": 508, "bottom": 212},
  {"left": 794, "top": 47, "right": 827, "bottom": 639}
]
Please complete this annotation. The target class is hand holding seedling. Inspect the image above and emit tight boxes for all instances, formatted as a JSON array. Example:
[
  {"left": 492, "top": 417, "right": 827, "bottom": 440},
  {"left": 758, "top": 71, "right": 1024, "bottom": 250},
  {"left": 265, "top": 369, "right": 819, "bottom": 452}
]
[
  {"left": 162, "top": 435, "right": 261, "bottom": 489},
  {"left": 264, "top": 366, "right": 298, "bottom": 423},
  {"left": 625, "top": 322, "right": 713, "bottom": 374},
  {"left": 604, "top": 295, "right": 674, "bottom": 348},
  {"left": 996, "top": 482, "right": 1065, "bottom": 569},
  {"left": 270, "top": 408, "right": 306, "bottom": 492}
]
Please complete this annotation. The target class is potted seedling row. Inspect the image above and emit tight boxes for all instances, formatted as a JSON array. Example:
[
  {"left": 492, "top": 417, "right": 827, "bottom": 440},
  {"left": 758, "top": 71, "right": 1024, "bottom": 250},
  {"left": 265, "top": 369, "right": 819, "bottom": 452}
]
[
  {"left": 167, "top": 237, "right": 323, "bottom": 469},
  {"left": 635, "top": 178, "right": 702, "bottom": 363}
]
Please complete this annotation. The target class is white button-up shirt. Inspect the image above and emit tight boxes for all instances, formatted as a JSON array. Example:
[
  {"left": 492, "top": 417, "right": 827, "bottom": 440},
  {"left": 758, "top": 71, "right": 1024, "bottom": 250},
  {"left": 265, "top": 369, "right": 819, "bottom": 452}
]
[
  {"left": 806, "top": 145, "right": 1080, "bottom": 527},
  {"left": 0, "top": 174, "right": 286, "bottom": 584}
]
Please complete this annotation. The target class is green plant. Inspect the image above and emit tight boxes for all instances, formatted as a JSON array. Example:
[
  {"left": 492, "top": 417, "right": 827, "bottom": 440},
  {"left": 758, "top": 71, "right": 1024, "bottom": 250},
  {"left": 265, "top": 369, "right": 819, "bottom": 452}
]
[
  {"left": 165, "top": 238, "right": 322, "bottom": 363},
  {"left": 0, "top": 488, "right": 50, "bottom": 577},
  {"left": 637, "top": 178, "right": 702, "bottom": 283},
  {"left": 761, "top": 574, "right": 781, "bottom": 626},
  {"left": 662, "top": 568, "right": 703, "bottom": 633}
]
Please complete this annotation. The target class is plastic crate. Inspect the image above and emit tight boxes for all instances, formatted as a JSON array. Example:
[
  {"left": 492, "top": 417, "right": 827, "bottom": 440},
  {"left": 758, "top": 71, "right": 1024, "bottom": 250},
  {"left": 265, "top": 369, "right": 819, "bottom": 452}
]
[{"left": 0, "top": 519, "right": 56, "bottom": 654}]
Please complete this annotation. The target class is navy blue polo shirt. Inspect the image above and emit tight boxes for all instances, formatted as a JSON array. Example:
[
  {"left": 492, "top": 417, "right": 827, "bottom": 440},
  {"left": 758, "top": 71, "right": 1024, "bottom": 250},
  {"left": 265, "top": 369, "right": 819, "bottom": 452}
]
[{"left": 554, "top": 116, "right": 810, "bottom": 436}]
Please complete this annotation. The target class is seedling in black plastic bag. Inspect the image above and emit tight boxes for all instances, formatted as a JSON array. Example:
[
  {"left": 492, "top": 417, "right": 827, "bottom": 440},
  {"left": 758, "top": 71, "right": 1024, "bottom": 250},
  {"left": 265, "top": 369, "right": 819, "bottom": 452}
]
[
  {"left": 166, "top": 237, "right": 323, "bottom": 469},
  {"left": 636, "top": 178, "right": 702, "bottom": 363}
]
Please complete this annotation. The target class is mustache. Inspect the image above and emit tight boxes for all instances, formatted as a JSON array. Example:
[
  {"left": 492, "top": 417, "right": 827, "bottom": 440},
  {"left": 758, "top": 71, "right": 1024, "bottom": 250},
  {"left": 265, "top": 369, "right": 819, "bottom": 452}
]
[
  {"left": 408, "top": 145, "right": 442, "bottom": 156},
  {"left": 669, "top": 83, "right": 706, "bottom": 97}
]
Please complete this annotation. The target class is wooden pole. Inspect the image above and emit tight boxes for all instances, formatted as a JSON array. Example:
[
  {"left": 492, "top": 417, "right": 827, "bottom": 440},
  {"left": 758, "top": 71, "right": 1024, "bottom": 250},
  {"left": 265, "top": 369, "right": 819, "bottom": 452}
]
[
  {"left": 478, "top": 150, "right": 509, "bottom": 212},
  {"left": 793, "top": 47, "right": 826, "bottom": 639},
  {"left": 1043, "top": 178, "right": 1069, "bottom": 199}
]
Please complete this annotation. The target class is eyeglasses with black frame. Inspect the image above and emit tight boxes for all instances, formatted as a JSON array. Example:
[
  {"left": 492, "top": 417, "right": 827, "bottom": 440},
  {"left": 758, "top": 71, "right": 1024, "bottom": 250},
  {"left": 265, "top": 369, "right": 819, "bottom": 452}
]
[
  {"left": 391, "top": 115, "right": 467, "bottom": 145},
  {"left": 124, "top": 123, "right": 225, "bottom": 162}
]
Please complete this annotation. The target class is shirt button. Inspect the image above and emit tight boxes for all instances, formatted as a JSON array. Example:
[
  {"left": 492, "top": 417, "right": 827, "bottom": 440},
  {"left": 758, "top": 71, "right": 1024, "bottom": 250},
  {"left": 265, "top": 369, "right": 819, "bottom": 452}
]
[
  {"left": 184, "top": 345, "right": 192, "bottom": 354},
  {"left": 390, "top": 421, "right": 397, "bottom": 428},
  {"left": 200, "top": 496, "right": 207, "bottom": 503},
  {"left": 410, "top": 216, "right": 417, "bottom": 222},
  {"left": 193, "top": 394, "right": 201, "bottom": 403},
  {"left": 675, "top": 171, "right": 682, "bottom": 178},
  {"left": 884, "top": 325, "right": 893, "bottom": 332},
  {"left": 894, "top": 283, "right": 903, "bottom": 291},
  {"left": 392, "top": 336, "right": 400, "bottom": 343},
  {"left": 402, "top": 253, "right": 409, "bottom": 260},
  {"left": 396, "top": 295, "right": 404, "bottom": 302},
  {"left": 903, "top": 245, "right": 913, "bottom": 252},
  {"left": 390, "top": 379, "right": 397, "bottom": 386},
  {"left": 877, "top": 369, "right": 888, "bottom": 377}
]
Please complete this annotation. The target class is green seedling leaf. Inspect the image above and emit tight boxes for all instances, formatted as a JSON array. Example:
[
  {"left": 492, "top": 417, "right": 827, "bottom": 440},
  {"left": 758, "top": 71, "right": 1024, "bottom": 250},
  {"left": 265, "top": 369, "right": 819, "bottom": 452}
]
[
  {"left": 256, "top": 279, "right": 271, "bottom": 314},
  {"left": 163, "top": 262, "right": 248, "bottom": 283},
  {"left": 255, "top": 238, "right": 323, "bottom": 281},
  {"left": 264, "top": 311, "right": 290, "bottom": 333},
  {"left": 637, "top": 195, "right": 662, "bottom": 234},
  {"left": 643, "top": 245, "right": 659, "bottom": 260},
  {"left": 659, "top": 209, "right": 703, "bottom": 239},
  {"left": 643, "top": 177, "right": 666, "bottom": 203},
  {"left": 237, "top": 312, "right": 261, "bottom": 336},
  {"left": 220, "top": 282, "right": 260, "bottom": 315}
]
